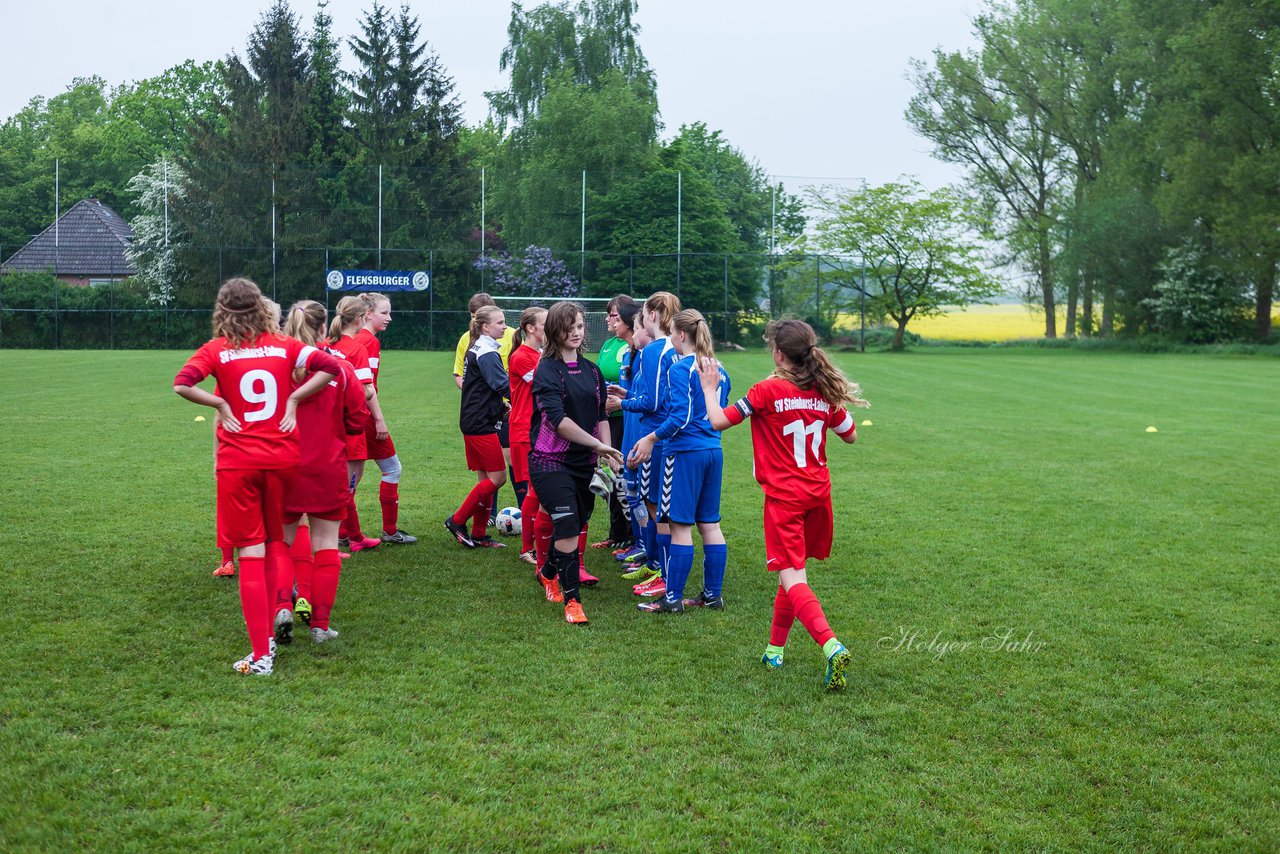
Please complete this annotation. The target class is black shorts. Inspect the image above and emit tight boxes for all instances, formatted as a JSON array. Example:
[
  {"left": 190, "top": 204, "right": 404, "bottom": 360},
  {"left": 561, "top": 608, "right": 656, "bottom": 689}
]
[
  {"left": 528, "top": 467, "right": 594, "bottom": 540},
  {"left": 497, "top": 415, "right": 510, "bottom": 449}
]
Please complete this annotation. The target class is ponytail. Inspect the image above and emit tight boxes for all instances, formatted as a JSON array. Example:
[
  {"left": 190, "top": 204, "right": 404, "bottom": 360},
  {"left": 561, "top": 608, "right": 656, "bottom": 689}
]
[
  {"left": 471, "top": 306, "right": 503, "bottom": 346},
  {"left": 514, "top": 306, "right": 547, "bottom": 348},
  {"left": 765, "top": 319, "right": 870, "bottom": 409},
  {"left": 673, "top": 308, "right": 716, "bottom": 363},
  {"left": 328, "top": 295, "right": 369, "bottom": 344},
  {"left": 643, "top": 291, "right": 681, "bottom": 334},
  {"left": 284, "top": 300, "right": 328, "bottom": 347}
]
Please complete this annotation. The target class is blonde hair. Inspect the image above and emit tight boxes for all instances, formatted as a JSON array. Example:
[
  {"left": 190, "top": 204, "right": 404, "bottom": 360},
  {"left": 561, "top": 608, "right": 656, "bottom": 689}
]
[
  {"left": 643, "top": 291, "right": 681, "bottom": 334},
  {"left": 766, "top": 319, "right": 869, "bottom": 409},
  {"left": 212, "top": 278, "right": 274, "bottom": 347},
  {"left": 470, "top": 305, "right": 504, "bottom": 346},
  {"left": 284, "top": 300, "right": 328, "bottom": 346},
  {"left": 328, "top": 295, "right": 370, "bottom": 343},
  {"left": 515, "top": 305, "right": 547, "bottom": 347},
  {"left": 673, "top": 308, "right": 715, "bottom": 363}
]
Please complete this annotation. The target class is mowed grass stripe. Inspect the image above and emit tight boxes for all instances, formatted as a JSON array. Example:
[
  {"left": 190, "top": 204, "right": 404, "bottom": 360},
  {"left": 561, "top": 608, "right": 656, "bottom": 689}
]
[{"left": 0, "top": 349, "right": 1276, "bottom": 850}]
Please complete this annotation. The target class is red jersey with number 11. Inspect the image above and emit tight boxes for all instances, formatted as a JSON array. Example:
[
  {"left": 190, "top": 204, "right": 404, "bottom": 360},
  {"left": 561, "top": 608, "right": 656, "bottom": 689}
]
[
  {"left": 723, "top": 377, "right": 855, "bottom": 502},
  {"left": 177, "top": 332, "right": 339, "bottom": 471}
]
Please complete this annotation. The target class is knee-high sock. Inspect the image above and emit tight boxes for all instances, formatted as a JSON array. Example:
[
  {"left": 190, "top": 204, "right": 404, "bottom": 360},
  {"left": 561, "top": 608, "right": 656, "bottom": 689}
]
[
  {"left": 642, "top": 520, "right": 658, "bottom": 569},
  {"left": 656, "top": 531, "right": 672, "bottom": 579},
  {"left": 629, "top": 513, "right": 644, "bottom": 550},
  {"left": 472, "top": 480, "right": 501, "bottom": 538},
  {"left": 577, "top": 524, "right": 588, "bottom": 570},
  {"left": 520, "top": 488, "right": 540, "bottom": 553},
  {"left": 513, "top": 479, "right": 528, "bottom": 512},
  {"left": 237, "top": 556, "right": 271, "bottom": 659},
  {"left": 535, "top": 510, "right": 554, "bottom": 571},
  {"left": 379, "top": 481, "right": 399, "bottom": 536},
  {"left": 508, "top": 466, "right": 519, "bottom": 504},
  {"left": 265, "top": 541, "right": 293, "bottom": 611},
  {"left": 702, "top": 543, "right": 727, "bottom": 598},
  {"left": 343, "top": 495, "right": 363, "bottom": 541},
  {"left": 454, "top": 478, "right": 497, "bottom": 528},
  {"left": 770, "top": 585, "right": 795, "bottom": 647},
  {"left": 787, "top": 583, "right": 835, "bottom": 647},
  {"left": 291, "top": 525, "right": 314, "bottom": 602},
  {"left": 490, "top": 490, "right": 501, "bottom": 523},
  {"left": 220, "top": 546, "right": 234, "bottom": 565},
  {"left": 311, "top": 549, "right": 341, "bottom": 631},
  {"left": 555, "top": 548, "right": 582, "bottom": 603},
  {"left": 665, "top": 543, "right": 695, "bottom": 603}
]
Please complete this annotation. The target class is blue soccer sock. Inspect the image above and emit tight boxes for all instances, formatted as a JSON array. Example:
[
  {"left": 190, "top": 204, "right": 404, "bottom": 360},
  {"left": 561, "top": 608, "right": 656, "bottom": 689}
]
[
  {"left": 642, "top": 520, "right": 657, "bottom": 567},
  {"left": 665, "top": 544, "right": 695, "bottom": 603},
  {"left": 702, "top": 543, "right": 727, "bottom": 598},
  {"left": 657, "top": 532, "right": 672, "bottom": 579}
]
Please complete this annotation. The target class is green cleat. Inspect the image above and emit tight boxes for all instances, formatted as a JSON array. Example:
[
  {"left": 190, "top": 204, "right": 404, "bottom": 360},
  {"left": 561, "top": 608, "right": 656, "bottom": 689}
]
[
  {"left": 823, "top": 642, "right": 851, "bottom": 691},
  {"left": 293, "top": 597, "right": 313, "bottom": 627},
  {"left": 761, "top": 644, "right": 785, "bottom": 669}
]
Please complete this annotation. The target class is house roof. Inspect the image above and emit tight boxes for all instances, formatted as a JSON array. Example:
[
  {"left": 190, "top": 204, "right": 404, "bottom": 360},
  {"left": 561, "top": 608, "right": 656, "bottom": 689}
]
[{"left": 0, "top": 199, "right": 137, "bottom": 277}]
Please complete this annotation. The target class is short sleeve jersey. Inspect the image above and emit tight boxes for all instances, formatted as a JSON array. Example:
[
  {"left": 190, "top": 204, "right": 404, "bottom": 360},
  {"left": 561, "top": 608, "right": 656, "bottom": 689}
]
[
  {"left": 597, "top": 336, "right": 628, "bottom": 384},
  {"left": 353, "top": 328, "right": 381, "bottom": 388},
  {"left": 508, "top": 343, "right": 541, "bottom": 444},
  {"left": 454, "top": 327, "right": 515, "bottom": 376},
  {"left": 724, "top": 377, "right": 854, "bottom": 502},
  {"left": 179, "top": 332, "right": 326, "bottom": 471},
  {"left": 330, "top": 335, "right": 375, "bottom": 387}
]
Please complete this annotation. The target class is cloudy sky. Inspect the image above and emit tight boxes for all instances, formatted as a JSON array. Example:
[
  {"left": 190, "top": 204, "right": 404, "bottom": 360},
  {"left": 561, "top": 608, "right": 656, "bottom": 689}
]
[{"left": 0, "top": 0, "right": 981, "bottom": 190}]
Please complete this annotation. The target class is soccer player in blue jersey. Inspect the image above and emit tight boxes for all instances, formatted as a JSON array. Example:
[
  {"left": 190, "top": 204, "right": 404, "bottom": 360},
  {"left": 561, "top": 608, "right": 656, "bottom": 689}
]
[
  {"left": 607, "top": 303, "right": 651, "bottom": 571},
  {"left": 628, "top": 309, "right": 730, "bottom": 613},
  {"left": 613, "top": 291, "right": 681, "bottom": 598}
]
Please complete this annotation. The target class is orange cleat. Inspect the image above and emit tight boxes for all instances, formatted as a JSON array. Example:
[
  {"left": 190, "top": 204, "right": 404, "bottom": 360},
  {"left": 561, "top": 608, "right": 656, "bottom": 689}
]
[
  {"left": 539, "top": 573, "right": 564, "bottom": 603},
  {"left": 564, "top": 600, "right": 588, "bottom": 624},
  {"left": 213, "top": 561, "right": 236, "bottom": 578}
]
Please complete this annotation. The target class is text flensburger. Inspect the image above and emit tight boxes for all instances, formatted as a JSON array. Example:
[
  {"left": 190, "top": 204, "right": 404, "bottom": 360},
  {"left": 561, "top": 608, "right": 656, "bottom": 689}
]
[{"left": 326, "top": 269, "right": 430, "bottom": 292}]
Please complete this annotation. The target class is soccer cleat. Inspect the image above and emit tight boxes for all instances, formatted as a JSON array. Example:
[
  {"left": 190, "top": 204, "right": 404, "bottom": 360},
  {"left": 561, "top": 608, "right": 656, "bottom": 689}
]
[
  {"left": 310, "top": 626, "right": 340, "bottom": 644},
  {"left": 381, "top": 529, "right": 418, "bottom": 545},
  {"left": 337, "top": 537, "right": 350, "bottom": 551},
  {"left": 212, "top": 560, "right": 236, "bottom": 577},
  {"left": 636, "top": 596, "right": 684, "bottom": 614},
  {"left": 579, "top": 567, "right": 599, "bottom": 586},
  {"left": 518, "top": 549, "right": 537, "bottom": 565},
  {"left": 682, "top": 592, "right": 725, "bottom": 610},
  {"left": 444, "top": 515, "right": 476, "bottom": 548},
  {"left": 564, "top": 600, "right": 589, "bottom": 624},
  {"left": 338, "top": 551, "right": 352, "bottom": 559},
  {"left": 539, "top": 573, "right": 564, "bottom": 603},
  {"left": 624, "top": 564, "right": 658, "bottom": 583},
  {"left": 632, "top": 576, "right": 666, "bottom": 598},
  {"left": 274, "top": 608, "right": 294, "bottom": 645},
  {"left": 350, "top": 536, "right": 382, "bottom": 552},
  {"left": 761, "top": 646, "right": 785, "bottom": 669},
  {"left": 590, "top": 539, "right": 614, "bottom": 549},
  {"left": 610, "top": 541, "right": 634, "bottom": 556},
  {"left": 232, "top": 652, "right": 274, "bottom": 675},
  {"left": 616, "top": 545, "right": 647, "bottom": 563},
  {"left": 293, "top": 597, "right": 313, "bottom": 627},
  {"left": 473, "top": 535, "right": 507, "bottom": 548},
  {"left": 824, "top": 643, "right": 852, "bottom": 691}
]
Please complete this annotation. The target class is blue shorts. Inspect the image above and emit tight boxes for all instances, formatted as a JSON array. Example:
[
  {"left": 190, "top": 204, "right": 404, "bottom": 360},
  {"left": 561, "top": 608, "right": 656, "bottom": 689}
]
[
  {"left": 658, "top": 448, "right": 723, "bottom": 525},
  {"left": 639, "top": 440, "right": 666, "bottom": 505}
]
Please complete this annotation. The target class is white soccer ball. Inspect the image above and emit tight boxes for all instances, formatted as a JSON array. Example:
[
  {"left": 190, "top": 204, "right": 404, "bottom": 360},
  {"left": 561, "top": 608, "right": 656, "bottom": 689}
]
[{"left": 495, "top": 507, "right": 522, "bottom": 536}]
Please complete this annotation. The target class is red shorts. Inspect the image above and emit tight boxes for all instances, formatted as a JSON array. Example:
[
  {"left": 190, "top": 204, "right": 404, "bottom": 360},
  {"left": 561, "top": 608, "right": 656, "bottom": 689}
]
[
  {"left": 762, "top": 494, "right": 833, "bottom": 572},
  {"left": 510, "top": 441, "right": 531, "bottom": 482},
  {"left": 217, "top": 468, "right": 297, "bottom": 549},
  {"left": 464, "top": 433, "right": 505, "bottom": 472},
  {"left": 345, "top": 431, "right": 368, "bottom": 461},
  {"left": 365, "top": 417, "right": 396, "bottom": 461},
  {"left": 285, "top": 459, "right": 349, "bottom": 519}
]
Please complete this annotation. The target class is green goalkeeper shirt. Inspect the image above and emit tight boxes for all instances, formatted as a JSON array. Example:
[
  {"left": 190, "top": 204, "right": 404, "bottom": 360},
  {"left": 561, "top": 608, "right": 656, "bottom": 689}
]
[{"left": 597, "top": 335, "right": 628, "bottom": 384}]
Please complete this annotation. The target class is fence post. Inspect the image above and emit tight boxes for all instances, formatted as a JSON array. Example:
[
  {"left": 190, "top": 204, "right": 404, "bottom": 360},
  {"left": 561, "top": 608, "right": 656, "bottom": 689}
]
[
  {"left": 723, "top": 253, "right": 729, "bottom": 343},
  {"left": 54, "top": 276, "right": 60, "bottom": 349},
  {"left": 110, "top": 278, "right": 115, "bottom": 350},
  {"left": 428, "top": 249, "right": 434, "bottom": 350}
]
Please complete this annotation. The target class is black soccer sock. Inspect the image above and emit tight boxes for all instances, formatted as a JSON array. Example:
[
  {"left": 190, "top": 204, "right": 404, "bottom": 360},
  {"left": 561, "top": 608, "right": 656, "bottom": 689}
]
[
  {"left": 554, "top": 548, "right": 582, "bottom": 603},
  {"left": 513, "top": 478, "right": 528, "bottom": 509}
]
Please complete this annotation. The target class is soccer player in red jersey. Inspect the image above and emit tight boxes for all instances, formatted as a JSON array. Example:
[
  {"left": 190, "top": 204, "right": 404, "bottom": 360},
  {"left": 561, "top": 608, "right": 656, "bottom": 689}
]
[
  {"left": 328, "top": 296, "right": 383, "bottom": 553},
  {"left": 446, "top": 306, "right": 511, "bottom": 549},
  {"left": 508, "top": 306, "right": 547, "bottom": 564},
  {"left": 353, "top": 293, "right": 416, "bottom": 545},
  {"left": 698, "top": 319, "right": 869, "bottom": 691},
  {"left": 174, "top": 278, "right": 341, "bottom": 675},
  {"left": 281, "top": 301, "right": 368, "bottom": 644}
]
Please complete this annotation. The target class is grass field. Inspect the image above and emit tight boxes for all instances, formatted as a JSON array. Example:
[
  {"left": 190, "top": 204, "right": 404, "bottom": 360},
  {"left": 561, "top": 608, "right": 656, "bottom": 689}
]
[{"left": 2, "top": 348, "right": 1278, "bottom": 850}]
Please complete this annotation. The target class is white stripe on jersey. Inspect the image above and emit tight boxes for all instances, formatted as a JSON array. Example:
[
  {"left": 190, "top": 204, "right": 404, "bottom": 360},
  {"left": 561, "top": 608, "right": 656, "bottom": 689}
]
[
  {"left": 834, "top": 412, "right": 854, "bottom": 436},
  {"left": 355, "top": 367, "right": 374, "bottom": 381},
  {"left": 368, "top": 357, "right": 380, "bottom": 369},
  {"left": 296, "top": 344, "right": 317, "bottom": 368}
]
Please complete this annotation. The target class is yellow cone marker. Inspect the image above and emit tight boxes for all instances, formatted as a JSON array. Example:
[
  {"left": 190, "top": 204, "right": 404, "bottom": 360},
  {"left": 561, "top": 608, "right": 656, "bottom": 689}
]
[
  {"left": 1145, "top": 426, "right": 1157, "bottom": 433},
  {"left": 861, "top": 420, "right": 873, "bottom": 426},
  {"left": 195, "top": 415, "right": 206, "bottom": 422}
]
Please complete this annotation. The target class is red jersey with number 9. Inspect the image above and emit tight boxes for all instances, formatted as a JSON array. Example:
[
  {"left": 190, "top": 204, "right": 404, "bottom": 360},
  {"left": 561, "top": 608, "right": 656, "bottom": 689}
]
[
  {"left": 723, "top": 377, "right": 855, "bottom": 502},
  {"left": 178, "top": 332, "right": 335, "bottom": 471}
]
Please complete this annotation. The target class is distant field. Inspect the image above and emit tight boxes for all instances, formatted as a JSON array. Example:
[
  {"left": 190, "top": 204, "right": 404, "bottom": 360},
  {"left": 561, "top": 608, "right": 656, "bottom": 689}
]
[
  {"left": 1, "top": 349, "right": 1277, "bottom": 849},
  {"left": 903, "top": 303, "right": 1280, "bottom": 341}
]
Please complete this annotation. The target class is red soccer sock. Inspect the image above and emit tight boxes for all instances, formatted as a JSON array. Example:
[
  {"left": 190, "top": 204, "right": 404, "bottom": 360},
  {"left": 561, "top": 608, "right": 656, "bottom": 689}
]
[
  {"left": 770, "top": 584, "right": 796, "bottom": 647},
  {"left": 520, "top": 489, "right": 540, "bottom": 553},
  {"left": 291, "top": 526, "right": 314, "bottom": 602},
  {"left": 379, "top": 480, "right": 399, "bottom": 536},
  {"left": 311, "top": 548, "right": 342, "bottom": 630},
  {"left": 454, "top": 479, "right": 497, "bottom": 527},
  {"left": 577, "top": 524, "right": 588, "bottom": 565},
  {"left": 348, "top": 496, "right": 366, "bottom": 541},
  {"left": 534, "top": 510, "right": 554, "bottom": 571},
  {"left": 265, "top": 541, "right": 294, "bottom": 611},
  {"left": 220, "top": 546, "right": 234, "bottom": 565},
  {"left": 237, "top": 556, "right": 271, "bottom": 659},
  {"left": 466, "top": 480, "right": 500, "bottom": 538},
  {"left": 787, "top": 583, "right": 835, "bottom": 648}
]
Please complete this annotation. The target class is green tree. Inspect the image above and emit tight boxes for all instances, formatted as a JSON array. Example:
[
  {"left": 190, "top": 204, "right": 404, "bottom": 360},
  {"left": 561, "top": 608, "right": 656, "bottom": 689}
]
[{"left": 808, "top": 179, "right": 1000, "bottom": 350}]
